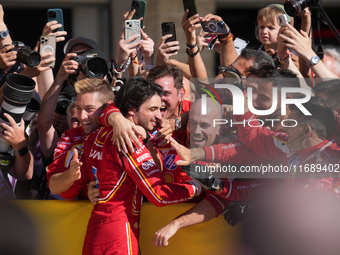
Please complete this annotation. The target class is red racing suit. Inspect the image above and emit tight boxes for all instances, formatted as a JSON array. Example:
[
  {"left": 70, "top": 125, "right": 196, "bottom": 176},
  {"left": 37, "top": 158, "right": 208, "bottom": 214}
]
[
  {"left": 74, "top": 126, "right": 201, "bottom": 255},
  {"left": 156, "top": 130, "right": 191, "bottom": 184},
  {"left": 46, "top": 126, "right": 88, "bottom": 199},
  {"left": 46, "top": 104, "right": 120, "bottom": 199}
]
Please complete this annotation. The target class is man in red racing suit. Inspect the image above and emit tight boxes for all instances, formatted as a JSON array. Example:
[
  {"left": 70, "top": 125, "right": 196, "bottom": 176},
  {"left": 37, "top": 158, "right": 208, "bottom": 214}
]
[{"left": 64, "top": 77, "right": 202, "bottom": 254}]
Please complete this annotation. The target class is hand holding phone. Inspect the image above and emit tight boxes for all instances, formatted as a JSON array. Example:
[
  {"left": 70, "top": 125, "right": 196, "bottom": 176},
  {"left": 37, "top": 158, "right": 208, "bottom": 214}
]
[
  {"left": 278, "top": 14, "right": 288, "bottom": 27},
  {"left": 161, "top": 22, "right": 177, "bottom": 54},
  {"left": 125, "top": 20, "right": 141, "bottom": 46},
  {"left": 40, "top": 35, "right": 56, "bottom": 68},
  {"left": 162, "top": 22, "right": 176, "bottom": 43},
  {"left": 47, "top": 8, "right": 64, "bottom": 32}
]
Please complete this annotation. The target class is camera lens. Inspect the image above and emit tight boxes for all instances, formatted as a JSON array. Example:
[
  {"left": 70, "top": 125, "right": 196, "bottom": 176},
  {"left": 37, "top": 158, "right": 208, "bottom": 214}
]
[
  {"left": 2, "top": 73, "right": 35, "bottom": 106},
  {"left": 208, "top": 22, "right": 218, "bottom": 33},
  {"left": 41, "top": 37, "right": 48, "bottom": 44},
  {"left": 27, "top": 52, "right": 41, "bottom": 67},
  {"left": 49, "top": 11, "right": 57, "bottom": 18},
  {"left": 83, "top": 58, "right": 108, "bottom": 79},
  {"left": 74, "top": 50, "right": 109, "bottom": 80},
  {"left": 284, "top": 0, "right": 309, "bottom": 16},
  {"left": 17, "top": 47, "right": 41, "bottom": 68}
]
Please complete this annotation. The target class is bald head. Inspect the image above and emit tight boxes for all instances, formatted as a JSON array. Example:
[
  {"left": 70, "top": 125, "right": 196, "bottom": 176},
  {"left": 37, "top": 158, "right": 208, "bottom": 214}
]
[{"left": 187, "top": 97, "right": 222, "bottom": 148}]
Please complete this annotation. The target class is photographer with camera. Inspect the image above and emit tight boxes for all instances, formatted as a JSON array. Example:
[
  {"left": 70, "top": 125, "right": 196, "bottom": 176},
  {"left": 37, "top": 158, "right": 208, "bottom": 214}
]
[
  {"left": 38, "top": 36, "right": 105, "bottom": 164},
  {"left": 0, "top": 5, "right": 59, "bottom": 101},
  {"left": 0, "top": 73, "right": 34, "bottom": 199},
  {"left": 37, "top": 45, "right": 85, "bottom": 198}
]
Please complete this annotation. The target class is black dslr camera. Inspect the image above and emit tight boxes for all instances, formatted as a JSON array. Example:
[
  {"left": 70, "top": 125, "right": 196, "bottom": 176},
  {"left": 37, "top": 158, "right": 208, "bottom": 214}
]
[
  {"left": 69, "top": 49, "right": 109, "bottom": 83},
  {"left": 10, "top": 41, "right": 41, "bottom": 68}
]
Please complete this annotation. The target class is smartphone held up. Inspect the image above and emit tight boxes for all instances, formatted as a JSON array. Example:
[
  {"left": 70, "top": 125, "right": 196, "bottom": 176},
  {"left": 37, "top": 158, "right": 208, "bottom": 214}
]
[
  {"left": 125, "top": 20, "right": 141, "bottom": 46},
  {"left": 161, "top": 22, "right": 177, "bottom": 53},
  {"left": 278, "top": 14, "right": 288, "bottom": 27},
  {"left": 131, "top": 0, "right": 146, "bottom": 28},
  {"left": 47, "top": 8, "right": 64, "bottom": 32},
  {"left": 40, "top": 35, "right": 56, "bottom": 68}
]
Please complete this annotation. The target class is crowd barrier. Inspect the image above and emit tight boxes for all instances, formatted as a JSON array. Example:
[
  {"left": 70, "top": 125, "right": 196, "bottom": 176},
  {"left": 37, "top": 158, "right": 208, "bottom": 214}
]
[{"left": 15, "top": 200, "right": 241, "bottom": 255}]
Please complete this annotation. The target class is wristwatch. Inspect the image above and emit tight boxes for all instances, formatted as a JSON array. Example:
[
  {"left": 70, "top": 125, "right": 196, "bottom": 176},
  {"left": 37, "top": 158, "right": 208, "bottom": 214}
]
[
  {"left": 0, "top": 29, "right": 9, "bottom": 40},
  {"left": 309, "top": 56, "right": 320, "bottom": 67},
  {"left": 174, "top": 117, "right": 181, "bottom": 130},
  {"left": 14, "top": 145, "right": 29, "bottom": 156}
]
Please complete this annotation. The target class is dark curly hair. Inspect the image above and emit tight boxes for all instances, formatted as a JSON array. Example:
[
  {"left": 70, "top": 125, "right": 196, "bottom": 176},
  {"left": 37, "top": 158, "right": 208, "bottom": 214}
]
[{"left": 115, "top": 76, "right": 163, "bottom": 116}]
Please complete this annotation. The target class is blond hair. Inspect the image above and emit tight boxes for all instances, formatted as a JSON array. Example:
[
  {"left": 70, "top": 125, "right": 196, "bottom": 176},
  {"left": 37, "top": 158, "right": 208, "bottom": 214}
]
[
  {"left": 74, "top": 78, "right": 114, "bottom": 104},
  {"left": 257, "top": 6, "right": 294, "bottom": 26}
]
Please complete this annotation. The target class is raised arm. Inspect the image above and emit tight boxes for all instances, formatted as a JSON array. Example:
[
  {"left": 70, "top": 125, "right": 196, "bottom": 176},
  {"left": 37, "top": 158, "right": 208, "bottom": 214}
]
[
  {"left": 38, "top": 53, "right": 78, "bottom": 159},
  {"left": 153, "top": 198, "right": 217, "bottom": 247},
  {"left": 139, "top": 29, "right": 155, "bottom": 78},
  {"left": 34, "top": 21, "right": 67, "bottom": 100},
  {"left": 201, "top": 13, "right": 238, "bottom": 68},
  {"left": 181, "top": 10, "right": 207, "bottom": 79},
  {"left": 0, "top": 5, "right": 12, "bottom": 49},
  {"left": 156, "top": 34, "right": 180, "bottom": 65},
  {"left": 280, "top": 23, "right": 338, "bottom": 80},
  {"left": 114, "top": 10, "right": 143, "bottom": 79},
  {"left": 296, "top": 7, "right": 312, "bottom": 79},
  {"left": 0, "top": 5, "right": 16, "bottom": 73}
]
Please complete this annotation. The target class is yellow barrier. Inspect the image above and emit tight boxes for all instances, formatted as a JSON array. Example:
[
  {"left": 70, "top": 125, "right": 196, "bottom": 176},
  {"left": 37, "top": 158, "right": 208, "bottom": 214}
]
[{"left": 15, "top": 200, "right": 240, "bottom": 255}]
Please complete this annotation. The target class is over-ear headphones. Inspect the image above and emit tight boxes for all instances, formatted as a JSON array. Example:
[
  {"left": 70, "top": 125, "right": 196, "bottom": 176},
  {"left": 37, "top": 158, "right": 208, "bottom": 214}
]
[{"left": 255, "top": 4, "right": 292, "bottom": 42}]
